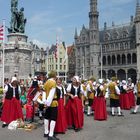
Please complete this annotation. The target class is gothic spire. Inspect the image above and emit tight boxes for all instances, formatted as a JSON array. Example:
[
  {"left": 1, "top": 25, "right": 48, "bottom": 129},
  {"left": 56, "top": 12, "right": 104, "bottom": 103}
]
[
  {"left": 135, "top": 0, "right": 140, "bottom": 22},
  {"left": 136, "top": 0, "right": 140, "bottom": 17},
  {"left": 89, "top": 0, "right": 99, "bottom": 30},
  {"left": 74, "top": 28, "right": 78, "bottom": 39},
  {"left": 90, "top": 0, "right": 97, "bottom": 13}
]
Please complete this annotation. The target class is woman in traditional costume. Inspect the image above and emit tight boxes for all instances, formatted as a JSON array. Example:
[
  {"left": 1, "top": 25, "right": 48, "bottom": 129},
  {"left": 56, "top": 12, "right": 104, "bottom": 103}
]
[
  {"left": 55, "top": 78, "right": 67, "bottom": 133},
  {"left": 1, "top": 77, "right": 23, "bottom": 127},
  {"left": 65, "top": 76, "right": 84, "bottom": 132},
  {"left": 94, "top": 79, "right": 107, "bottom": 121}
]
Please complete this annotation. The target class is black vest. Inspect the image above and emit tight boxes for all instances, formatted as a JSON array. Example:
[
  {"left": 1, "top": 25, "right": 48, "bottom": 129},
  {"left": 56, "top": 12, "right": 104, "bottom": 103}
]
[
  {"left": 97, "top": 85, "right": 104, "bottom": 97},
  {"left": 5, "top": 84, "right": 19, "bottom": 100},
  {"left": 70, "top": 84, "right": 81, "bottom": 98},
  {"left": 56, "top": 87, "right": 64, "bottom": 100},
  {"left": 31, "top": 80, "right": 39, "bottom": 88},
  {"left": 120, "top": 86, "right": 127, "bottom": 94}
]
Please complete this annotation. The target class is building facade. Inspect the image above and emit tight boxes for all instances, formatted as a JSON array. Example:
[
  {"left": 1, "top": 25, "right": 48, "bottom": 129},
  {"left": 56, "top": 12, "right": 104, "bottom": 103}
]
[
  {"left": 75, "top": 0, "right": 140, "bottom": 83},
  {"left": 67, "top": 44, "right": 76, "bottom": 80},
  {"left": 31, "top": 43, "right": 46, "bottom": 76},
  {"left": 46, "top": 42, "right": 68, "bottom": 82},
  {"left": 75, "top": 0, "right": 100, "bottom": 80}
]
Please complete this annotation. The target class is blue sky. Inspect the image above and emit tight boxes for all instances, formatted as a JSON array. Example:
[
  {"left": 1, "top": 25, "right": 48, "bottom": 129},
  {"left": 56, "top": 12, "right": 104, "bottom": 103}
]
[{"left": 0, "top": 0, "right": 136, "bottom": 47}]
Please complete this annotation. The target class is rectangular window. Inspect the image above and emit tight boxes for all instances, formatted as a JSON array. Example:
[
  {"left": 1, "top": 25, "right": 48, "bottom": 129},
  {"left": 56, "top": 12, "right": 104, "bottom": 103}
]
[
  {"left": 64, "top": 65, "right": 66, "bottom": 70},
  {"left": 5, "top": 66, "right": 10, "bottom": 73},
  {"left": 60, "top": 58, "right": 62, "bottom": 63}
]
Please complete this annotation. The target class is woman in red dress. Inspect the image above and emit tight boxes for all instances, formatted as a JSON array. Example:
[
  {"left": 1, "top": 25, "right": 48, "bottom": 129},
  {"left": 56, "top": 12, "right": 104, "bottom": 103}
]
[
  {"left": 120, "top": 80, "right": 131, "bottom": 110},
  {"left": 65, "top": 76, "right": 84, "bottom": 132},
  {"left": 94, "top": 79, "right": 107, "bottom": 121},
  {"left": 55, "top": 78, "right": 67, "bottom": 133},
  {"left": 127, "top": 78, "right": 135, "bottom": 108},
  {"left": 1, "top": 77, "right": 23, "bottom": 127}
]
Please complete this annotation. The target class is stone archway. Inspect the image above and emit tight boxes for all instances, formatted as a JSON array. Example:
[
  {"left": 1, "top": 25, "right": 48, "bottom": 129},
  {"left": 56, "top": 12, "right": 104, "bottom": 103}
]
[
  {"left": 117, "top": 55, "right": 121, "bottom": 64},
  {"left": 108, "top": 69, "right": 116, "bottom": 79},
  {"left": 128, "top": 69, "right": 137, "bottom": 84},
  {"left": 103, "top": 56, "right": 106, "bottom": 65},
  {"left": 117, "top": 69, "right": 126, "bottom": 81},
  {"left": 99, "top": 70, "right": 106, "bottom": 79},
  {"left": 108, "top": 56, "right": 111, "bottom": 65}
]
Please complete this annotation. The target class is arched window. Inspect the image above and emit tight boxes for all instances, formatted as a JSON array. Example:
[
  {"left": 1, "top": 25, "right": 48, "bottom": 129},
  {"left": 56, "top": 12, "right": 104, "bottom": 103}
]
[
  {"left": 122, "top": 54, "right": 126, "bottom": 64},
  {"left": 117, "top": 55, "right": 121, "bottom": 64},
  {"left": 132, "top": 53, "right": 137, "bottom": 63},
  {"left": 108, "top": 56, "right": 111, "bottom": 65},
  {"left": 112, "top": 55, "right": 116, "bottom": 65},
  {"left": 103, "top": 56, "right": 106, "bottom": 65},
  {"left": 117, "top": 69, "right": 126, "bottom": 81},
  {"left": 127, "top": 54, "right": 131, "bottom": 64}
]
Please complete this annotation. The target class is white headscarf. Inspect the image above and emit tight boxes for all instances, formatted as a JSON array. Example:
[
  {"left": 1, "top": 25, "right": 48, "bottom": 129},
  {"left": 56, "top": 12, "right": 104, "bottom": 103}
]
[
  {"left": 73, "top": 76, "right": 80, "bottom": 83},
  {"left": 11, "top": 77, "right": 17, "bottom": 83}
]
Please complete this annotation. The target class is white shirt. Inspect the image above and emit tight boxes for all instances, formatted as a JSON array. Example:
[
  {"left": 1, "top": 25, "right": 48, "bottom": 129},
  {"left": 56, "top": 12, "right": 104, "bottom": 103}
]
[
  {"left": 67, "top": 84, "right": 84, "bottom": 96},
  {"left": 45, "top": 88, "right": 56, "bottom": 107}
]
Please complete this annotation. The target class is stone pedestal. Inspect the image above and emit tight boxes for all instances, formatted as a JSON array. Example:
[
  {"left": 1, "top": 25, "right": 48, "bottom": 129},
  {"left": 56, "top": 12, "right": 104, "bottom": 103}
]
[
  {"left": 7, "top": 33, "right": 28, "bottom": 43},
  {"left": 4, "top": 33, "right": 32, "bottom": 80}
]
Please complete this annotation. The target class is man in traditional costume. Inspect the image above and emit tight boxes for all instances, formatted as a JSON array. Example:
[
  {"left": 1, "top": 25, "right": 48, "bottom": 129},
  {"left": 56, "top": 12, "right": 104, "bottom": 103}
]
[
  {"left": 131, "top": 79, "right": 140, "bottom": 114},
  {"left": 43, "top": 71, "right": 59, "bottom": 140},
  {"left": 81, "top": 80, "right": 87, "bottom": 113},
  {"left": 86, "top": 77, "right": 96, "bottom": 116},
  {"left": 108, "top": 77, "right": 123, "bottom": 116}
]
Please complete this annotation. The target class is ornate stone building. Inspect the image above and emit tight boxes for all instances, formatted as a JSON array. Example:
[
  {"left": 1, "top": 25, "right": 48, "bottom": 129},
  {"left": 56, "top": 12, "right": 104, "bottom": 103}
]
[
  {"left": 75, "top": 0, "right": 140, "bottom": 83},
  {"left": 31, "top": 43, "right": 46, "bottom": 76},
  {"left": 75, "top": 0, "right": 100, "bottom": 80}
]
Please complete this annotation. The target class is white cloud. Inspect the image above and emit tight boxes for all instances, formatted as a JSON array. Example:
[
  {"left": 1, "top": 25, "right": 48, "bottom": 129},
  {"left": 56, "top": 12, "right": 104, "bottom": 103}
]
[
  {"left": 99, "top": 0, "right": 134, "bottom": 8},
  {"left": 99, "top": 0, "right": 135, "bottom": 28},
  {"left": 28, "top": 11, "right": 55, "bottom": 26},
  {"left": 32, "top": 39, "right": 49, "bottom": 48},
  {"left": 56, "top": 27, "right": 63, "bottom": 33}
]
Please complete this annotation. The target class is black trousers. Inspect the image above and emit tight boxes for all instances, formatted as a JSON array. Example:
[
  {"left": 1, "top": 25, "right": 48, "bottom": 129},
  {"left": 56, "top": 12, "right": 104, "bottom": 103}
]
[
  {"left": 44, "top": 107, "right": 58, "bottom": 121},
  {"left": 110, "top": 98, "right": 120, "bottom": 107}
]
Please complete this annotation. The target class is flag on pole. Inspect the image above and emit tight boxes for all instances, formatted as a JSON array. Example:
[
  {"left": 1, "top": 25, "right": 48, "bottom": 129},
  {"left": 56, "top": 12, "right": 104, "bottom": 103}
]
[
  {"left": 0, "top": 25, "right": 4, "bottom": 41},
  {"left": 1, "top": 20, "right": 5, "bottom": 90},
  {"left": 62, "top": 46, "right": 68, "bottom": 65},
  {"left": 54, "top": 36, "right": 59, "bottom": 60}
]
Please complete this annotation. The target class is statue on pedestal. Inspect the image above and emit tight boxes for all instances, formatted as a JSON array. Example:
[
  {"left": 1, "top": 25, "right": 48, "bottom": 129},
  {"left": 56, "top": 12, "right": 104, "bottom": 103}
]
[{"left": 8, "top": 0, "right": 26, "bottom": 33}]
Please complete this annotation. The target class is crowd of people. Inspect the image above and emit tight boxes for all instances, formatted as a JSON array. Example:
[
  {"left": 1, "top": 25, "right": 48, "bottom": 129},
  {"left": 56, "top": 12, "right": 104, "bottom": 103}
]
[{"left": 0, "top": 72, "right": 140, "bottom": 140}]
